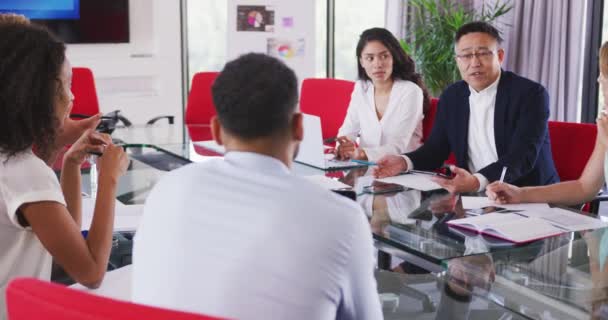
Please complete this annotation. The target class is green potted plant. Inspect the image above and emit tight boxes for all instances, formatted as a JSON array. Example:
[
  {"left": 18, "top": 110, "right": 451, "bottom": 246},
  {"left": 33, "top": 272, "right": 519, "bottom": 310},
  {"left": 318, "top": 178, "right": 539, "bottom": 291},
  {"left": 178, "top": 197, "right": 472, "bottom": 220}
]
[{"left": 401, "top": 0, "right": 512, "bottom": 96}]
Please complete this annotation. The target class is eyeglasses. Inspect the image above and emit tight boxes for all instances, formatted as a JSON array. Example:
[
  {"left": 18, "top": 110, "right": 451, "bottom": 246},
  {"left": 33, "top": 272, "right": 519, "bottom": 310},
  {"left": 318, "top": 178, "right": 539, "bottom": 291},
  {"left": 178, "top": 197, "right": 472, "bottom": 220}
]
[{"left": 455, "top": 50, "right": 495, "bottom": 62}]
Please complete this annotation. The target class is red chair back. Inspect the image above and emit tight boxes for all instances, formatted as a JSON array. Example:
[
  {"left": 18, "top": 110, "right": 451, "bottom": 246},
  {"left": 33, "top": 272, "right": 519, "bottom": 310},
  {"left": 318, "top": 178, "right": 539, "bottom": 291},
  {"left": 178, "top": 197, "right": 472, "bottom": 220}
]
[
  {"left": 300, "top": 78, "right": 355, "bottom": 140},
  {"left": 186, "top": 72, "right": 220, "bottom": 125},
  {"left": 6, "top": 278, "right": 227, "bottom": 320},
  {"left": 548, "top": 121, "right": 597, "bottom": 181},
  {"left": 71, "top": 67, "right": 101, "bottom": 116},
  {"left": 422, "top": 98, "right": 439, "bottom": 142}
]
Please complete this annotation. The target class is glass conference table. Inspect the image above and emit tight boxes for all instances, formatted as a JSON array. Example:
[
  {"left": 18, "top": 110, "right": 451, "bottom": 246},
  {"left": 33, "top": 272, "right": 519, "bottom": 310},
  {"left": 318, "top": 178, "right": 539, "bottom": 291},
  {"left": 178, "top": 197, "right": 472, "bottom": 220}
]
[{"left": 89, "top": 124, "right": 608, "bottom": 319}]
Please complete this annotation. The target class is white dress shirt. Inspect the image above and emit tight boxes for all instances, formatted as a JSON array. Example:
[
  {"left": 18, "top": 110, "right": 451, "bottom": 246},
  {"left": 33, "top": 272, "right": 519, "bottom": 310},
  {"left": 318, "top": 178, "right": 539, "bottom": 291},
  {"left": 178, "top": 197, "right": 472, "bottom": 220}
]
[
  {"left": 402, "top": 74, "right": 501, "bottom": 191},
  {"left": 466, "top": 74, "right": 500, "bottom": 190},
  {"left": 338, "top": 79, "right": 424, "bottom": 161},
  {"left": 132, "top": 152, "right": 382, "bottom": 320}
]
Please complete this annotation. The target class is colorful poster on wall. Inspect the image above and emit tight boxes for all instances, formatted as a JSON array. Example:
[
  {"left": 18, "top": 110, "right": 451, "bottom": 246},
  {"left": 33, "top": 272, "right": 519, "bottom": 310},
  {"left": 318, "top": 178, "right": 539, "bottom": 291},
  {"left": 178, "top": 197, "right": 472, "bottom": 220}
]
[
  {"left": 236, "top": 5, "right": 275, "bottom": 32},
  {"left": 267, "top": 38, "right": 305, "bottom": 59}
]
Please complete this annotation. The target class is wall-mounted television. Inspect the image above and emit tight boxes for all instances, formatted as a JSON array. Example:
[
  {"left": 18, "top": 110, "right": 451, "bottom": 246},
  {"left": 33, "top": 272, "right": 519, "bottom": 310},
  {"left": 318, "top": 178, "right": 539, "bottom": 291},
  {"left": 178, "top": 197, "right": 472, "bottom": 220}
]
[{"left": 0, "top": 0, "right": 130, "bottom": 44}]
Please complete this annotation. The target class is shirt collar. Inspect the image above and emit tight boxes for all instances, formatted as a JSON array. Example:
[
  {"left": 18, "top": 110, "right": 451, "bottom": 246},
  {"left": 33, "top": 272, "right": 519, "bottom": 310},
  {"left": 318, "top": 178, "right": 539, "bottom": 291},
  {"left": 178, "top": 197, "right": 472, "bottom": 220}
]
[
  {"left": 224, "top": 151, "right": 291, "bottom": 176},
  {"left": 468, "top": 70, "right": 501, "bottom": 98}
]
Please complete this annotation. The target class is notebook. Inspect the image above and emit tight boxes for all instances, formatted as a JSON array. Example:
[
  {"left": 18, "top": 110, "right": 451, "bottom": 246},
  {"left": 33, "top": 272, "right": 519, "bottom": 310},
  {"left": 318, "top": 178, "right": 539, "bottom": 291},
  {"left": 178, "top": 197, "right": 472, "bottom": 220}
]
[
  {"left": 295, "top": 114, "right": 366, "bottom": 170},
  {"left": 447, "top": 212, "right": 566, "bottom": 244}
]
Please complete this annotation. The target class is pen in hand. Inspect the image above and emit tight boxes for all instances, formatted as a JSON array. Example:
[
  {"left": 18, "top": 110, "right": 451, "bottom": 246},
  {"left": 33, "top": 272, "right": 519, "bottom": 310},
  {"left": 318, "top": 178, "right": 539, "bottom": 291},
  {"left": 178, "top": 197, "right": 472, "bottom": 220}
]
[{"left": 499, "top": 166, "right": 507, "bottom": 183}]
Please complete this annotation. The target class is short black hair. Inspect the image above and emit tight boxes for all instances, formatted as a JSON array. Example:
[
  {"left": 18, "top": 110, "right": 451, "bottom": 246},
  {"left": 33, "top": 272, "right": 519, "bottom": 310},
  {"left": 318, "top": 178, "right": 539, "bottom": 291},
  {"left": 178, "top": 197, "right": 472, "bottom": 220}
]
[
  {"left": 455, "top": 21, "right": 503, "bottom": 44},
  {"left": 211, "top": 53, "right": 298, "bottom": 139}
]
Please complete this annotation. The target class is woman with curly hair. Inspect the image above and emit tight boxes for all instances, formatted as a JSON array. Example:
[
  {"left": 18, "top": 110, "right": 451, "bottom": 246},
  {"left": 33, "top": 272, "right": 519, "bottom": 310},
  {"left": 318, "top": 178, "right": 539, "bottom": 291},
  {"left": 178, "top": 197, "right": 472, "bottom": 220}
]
[
  {"left": 0, "top": 22, "right": 129, "bottom": 315},
  {"left": 335, "top": 27, "right": 430, "bottom": 162}
]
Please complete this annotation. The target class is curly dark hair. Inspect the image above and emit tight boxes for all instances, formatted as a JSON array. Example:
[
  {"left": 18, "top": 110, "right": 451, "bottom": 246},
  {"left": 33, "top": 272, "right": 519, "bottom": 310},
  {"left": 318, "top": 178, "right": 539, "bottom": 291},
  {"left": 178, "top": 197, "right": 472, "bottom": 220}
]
[
  {"left": 356, "top": 27, "right": 431, "bottom": 112},
  {"left": 0, "top": 23, "right": 66, "bottom": 160}
]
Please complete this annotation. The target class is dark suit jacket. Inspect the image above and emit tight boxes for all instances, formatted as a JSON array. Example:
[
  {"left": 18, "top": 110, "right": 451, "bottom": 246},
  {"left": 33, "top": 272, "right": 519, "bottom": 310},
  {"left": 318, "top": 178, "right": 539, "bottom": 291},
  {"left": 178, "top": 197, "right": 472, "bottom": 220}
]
[{"left": 407, "top": 70, "right": 559, "bottom": 187}]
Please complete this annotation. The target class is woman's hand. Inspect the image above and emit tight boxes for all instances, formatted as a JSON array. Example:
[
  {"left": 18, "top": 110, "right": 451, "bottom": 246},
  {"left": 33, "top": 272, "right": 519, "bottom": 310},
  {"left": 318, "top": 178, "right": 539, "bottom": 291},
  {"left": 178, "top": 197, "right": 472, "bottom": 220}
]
[
  {"left": 335, "top": 136, "right": 357, "bottom": 160},
  {"left": 596, "top": 109, "right": 608, "bottom": 148},
  {"left": 486, "top": 181, "right": 524, "bottom": 204},
  {"left": 63, "top": 130, "right": 112, "bottom": 167},
  {"left": 96, "top": 144, "right": 129, "bottom": 184}
]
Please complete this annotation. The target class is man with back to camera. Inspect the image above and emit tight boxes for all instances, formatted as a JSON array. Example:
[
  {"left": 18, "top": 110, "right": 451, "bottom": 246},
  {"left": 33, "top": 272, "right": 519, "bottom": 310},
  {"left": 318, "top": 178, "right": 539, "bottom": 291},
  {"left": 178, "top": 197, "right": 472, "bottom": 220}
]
[
  {"left": 374, "top": 21, "right": 559, "bottom": 193},
  {"left": 132, "top": 53, "right": 382, "bottom": 320}
]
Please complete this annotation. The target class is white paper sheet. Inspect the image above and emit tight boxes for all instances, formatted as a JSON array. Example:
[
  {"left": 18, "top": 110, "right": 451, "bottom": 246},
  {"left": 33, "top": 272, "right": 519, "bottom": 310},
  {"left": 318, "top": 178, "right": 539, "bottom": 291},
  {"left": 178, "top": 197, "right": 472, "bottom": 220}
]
[
  {"left": 303, "top": 175, "right": 351, "bottom": 190},
  {"left": 461, "top": 196, "right": 550, "bottom": 211},
  {"left": 377, "top": 173, "right": 442, "bottom": 191},
  {"left": 522, "top": 207, "right": 608, "bottom": 232}
]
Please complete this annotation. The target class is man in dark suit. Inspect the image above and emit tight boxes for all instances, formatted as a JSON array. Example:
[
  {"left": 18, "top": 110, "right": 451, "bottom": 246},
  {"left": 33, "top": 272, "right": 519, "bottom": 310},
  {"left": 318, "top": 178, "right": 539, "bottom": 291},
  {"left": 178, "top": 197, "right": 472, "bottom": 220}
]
[{"left": 374, "top": 21, "right": 559, "bottom": 193}]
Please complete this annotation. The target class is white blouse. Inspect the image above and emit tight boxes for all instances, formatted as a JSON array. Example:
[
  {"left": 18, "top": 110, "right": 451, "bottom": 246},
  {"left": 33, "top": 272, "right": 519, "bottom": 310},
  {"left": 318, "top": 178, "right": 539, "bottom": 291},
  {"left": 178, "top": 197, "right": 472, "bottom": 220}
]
[{"left": 337, "top": 79, "right": 424, "bottom": 161}]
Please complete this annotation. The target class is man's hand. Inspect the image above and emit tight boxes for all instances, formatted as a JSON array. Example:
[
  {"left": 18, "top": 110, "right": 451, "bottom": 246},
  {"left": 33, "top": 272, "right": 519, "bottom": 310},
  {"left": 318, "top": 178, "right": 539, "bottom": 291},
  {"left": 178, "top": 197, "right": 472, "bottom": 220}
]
[
  {"left": 373, "top": 155, "right": 407, "bottom": 178},
  {"left": 431, "top": 166, "right": 480, "bottom": 193}
]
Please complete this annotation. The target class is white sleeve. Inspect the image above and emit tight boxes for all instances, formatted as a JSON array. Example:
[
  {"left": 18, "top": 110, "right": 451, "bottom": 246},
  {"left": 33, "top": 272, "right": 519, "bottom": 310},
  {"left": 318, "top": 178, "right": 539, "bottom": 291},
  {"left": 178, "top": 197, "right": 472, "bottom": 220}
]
[
  {"left": 337, "top": 82, "right": 362, "bottom": 140},
  {"left": 0, "top": 152, "right": 65, "bottom": 228},
  {"left": 337, "top": 208, "right": 383, "bottom": 320},
  {"left": 363, "top": 83, "right": 424, "bottom": 161}
]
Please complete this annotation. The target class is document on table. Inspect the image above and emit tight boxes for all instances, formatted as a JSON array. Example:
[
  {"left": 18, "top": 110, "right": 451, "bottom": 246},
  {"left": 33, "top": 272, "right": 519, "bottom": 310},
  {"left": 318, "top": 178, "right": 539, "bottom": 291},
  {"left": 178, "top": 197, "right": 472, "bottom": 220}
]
[
  {"left": 522, "top": 207, "right": 608, "bottom": 232},
  {"left": 447, "top": 213, "right": 565, "bottom": 244},
  {"left": 461, "top": 196, "right": 550, "bottom": 211},
  {"left": 81, "top": 196, "right": 144, "bottom": 232},
  {"left": 461, "top": 196, "right": 608, "bottom": 232},
  {"left": 302, "top": 175, "right": 351, "bottom": 190},
  {"left": 377, "top": 173, "right": 442, "bottom": 191},
  {"left": 193, "top": 140, "right": 226, "bottom": 154}
]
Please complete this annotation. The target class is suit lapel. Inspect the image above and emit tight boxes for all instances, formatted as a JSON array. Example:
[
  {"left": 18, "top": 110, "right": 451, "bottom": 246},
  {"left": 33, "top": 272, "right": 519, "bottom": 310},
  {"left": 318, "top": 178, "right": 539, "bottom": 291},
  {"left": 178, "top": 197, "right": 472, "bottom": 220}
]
[{"left": 494, "top": 71, "right": 509, "bottom": 157}]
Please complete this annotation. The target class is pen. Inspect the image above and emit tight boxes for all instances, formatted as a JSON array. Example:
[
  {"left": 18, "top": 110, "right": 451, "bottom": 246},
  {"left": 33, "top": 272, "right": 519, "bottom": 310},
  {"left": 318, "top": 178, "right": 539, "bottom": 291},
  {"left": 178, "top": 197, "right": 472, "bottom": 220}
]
[
  {"left": 499, "top": 166, "right": 507, "bottom": 183},
  {"left": 350, "top": 159, "right": 377, "bottom": 166}
]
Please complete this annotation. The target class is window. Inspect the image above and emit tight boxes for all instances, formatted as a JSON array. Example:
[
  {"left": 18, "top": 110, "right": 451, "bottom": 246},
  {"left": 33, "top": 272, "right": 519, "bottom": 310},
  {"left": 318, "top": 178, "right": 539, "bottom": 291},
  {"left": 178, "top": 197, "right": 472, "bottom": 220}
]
[
  {"left": 333, "top": 0, "right": 385, "bottom": 81},
  {"left": 186, "top": 0, "right": 227, "bottom": 84}
]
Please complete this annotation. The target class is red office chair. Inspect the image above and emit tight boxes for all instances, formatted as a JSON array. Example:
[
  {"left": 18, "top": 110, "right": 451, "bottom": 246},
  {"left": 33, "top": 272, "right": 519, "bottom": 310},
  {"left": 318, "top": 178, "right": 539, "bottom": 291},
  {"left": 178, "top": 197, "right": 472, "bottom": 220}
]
[
  {"left": 422, "top": 98, "right": 438, "bottom": 142},
  {"left": 548, "top": 121, "right": 601, "bottom": 212},
  {"left": 300, "top": 78, "right": 355, "bottom": 140},
  {"left": 71, "top": 67, "right": 101, "bottom": 117},
  {"left": 421, "top": 98, "right": 456, "bottom": 165},
  {"left": 548, "top": 121, "right": 597, "bottom": 181},
  {"left": 186, "top": 72, "right": 220, "bottom": 125},
  {"left": 6, "top": 278, "right": 227, "bottom": 320}
]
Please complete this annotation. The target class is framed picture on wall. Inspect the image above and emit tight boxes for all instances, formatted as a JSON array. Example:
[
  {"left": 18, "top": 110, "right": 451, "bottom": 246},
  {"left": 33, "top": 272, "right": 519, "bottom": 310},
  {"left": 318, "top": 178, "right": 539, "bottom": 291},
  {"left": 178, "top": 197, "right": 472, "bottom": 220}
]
[{"left": 236, "top": 5, "right": 274, "bottom": 32}]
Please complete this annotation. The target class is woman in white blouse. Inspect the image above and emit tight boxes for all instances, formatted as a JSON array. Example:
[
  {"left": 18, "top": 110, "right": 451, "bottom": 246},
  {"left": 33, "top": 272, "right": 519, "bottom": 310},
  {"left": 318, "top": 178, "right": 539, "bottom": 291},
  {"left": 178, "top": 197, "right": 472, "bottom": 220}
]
[{"left": 336, "top": 28, "right": 430, "bottom": 162}]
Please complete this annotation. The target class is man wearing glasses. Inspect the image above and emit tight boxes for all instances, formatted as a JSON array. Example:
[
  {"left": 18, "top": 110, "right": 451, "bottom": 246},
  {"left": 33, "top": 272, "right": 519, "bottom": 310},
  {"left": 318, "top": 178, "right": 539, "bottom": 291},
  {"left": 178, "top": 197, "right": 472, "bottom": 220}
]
[{"left": 374, "top": 21, "right": 559, "bottom": 193}]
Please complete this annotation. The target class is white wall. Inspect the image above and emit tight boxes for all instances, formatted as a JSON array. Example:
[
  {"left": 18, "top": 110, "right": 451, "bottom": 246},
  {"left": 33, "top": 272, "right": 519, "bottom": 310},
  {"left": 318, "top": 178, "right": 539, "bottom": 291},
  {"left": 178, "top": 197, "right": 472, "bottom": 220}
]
[
  {"left": 226, "top": 0, "right": 316, "bottom": 83},
  {"left": 66, "top": 0, "right": 184, "bottom": 134}
]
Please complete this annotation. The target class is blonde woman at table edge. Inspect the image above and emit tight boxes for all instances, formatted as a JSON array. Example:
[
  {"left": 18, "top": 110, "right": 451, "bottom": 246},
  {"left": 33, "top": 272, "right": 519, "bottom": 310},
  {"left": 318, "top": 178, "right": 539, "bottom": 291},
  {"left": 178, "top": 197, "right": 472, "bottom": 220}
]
[
  {"left": 335, "top": 27, "right": 431, "bottom": 162},
  {"left": 0, "top": 20, "right": 129, "bottom": 314},
  {"left": 486, "top": 42, "right": 608, "bottom": 206}
]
